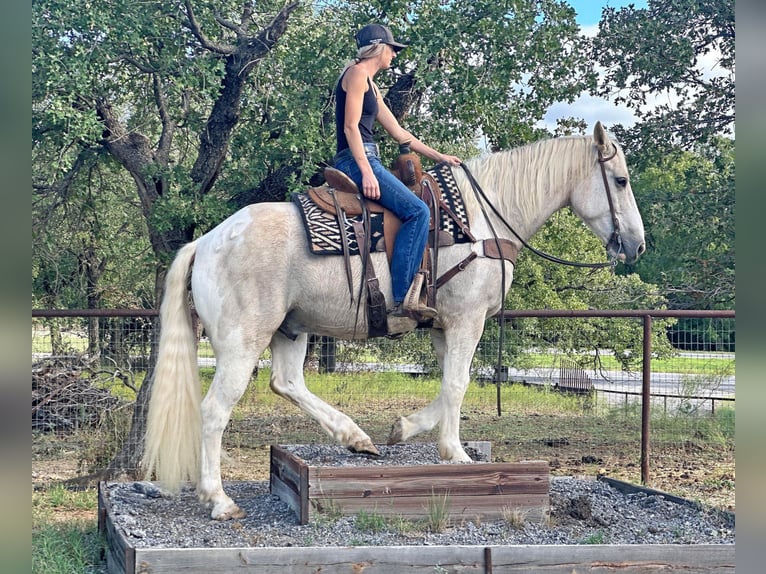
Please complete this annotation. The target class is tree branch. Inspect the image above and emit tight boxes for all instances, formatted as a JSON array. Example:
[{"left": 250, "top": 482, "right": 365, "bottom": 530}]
[
  {"left": 213, "top": 4, "right": 254, "bottom": 38},
  {"left": 190, "top": 1, "right": 300, "bottom": 196},
  {"left": 153, "top": 73, "right": 175, "bottom": 164},
  {"left": 183, "top": 0, "right": 234, "bottom": 55}
]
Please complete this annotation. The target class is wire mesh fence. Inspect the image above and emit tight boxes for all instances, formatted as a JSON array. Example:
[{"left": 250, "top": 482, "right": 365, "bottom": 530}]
[{"left": 32, "top": 310, "right": 734, "bottom": 503}]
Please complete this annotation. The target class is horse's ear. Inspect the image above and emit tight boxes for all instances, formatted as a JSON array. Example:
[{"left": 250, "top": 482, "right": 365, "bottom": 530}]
[{"left": 593, "top": 121, "right": 611, "bottom": 153}]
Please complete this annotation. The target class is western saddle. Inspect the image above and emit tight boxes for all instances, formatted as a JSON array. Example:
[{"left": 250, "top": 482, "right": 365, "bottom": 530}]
[{"left": 307, "top": 146, "right": 518, "bottom": 337}]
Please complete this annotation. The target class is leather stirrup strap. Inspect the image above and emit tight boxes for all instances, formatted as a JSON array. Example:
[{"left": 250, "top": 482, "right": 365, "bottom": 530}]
[
  {"left": 331, "top": 190, "right": 354, "bottom": 304},
  {"left": 434, "top": 251, "right": 478, "bottom": 290},
  {"left": 351, "top": 215, "right": 387, "bottom": 337},
  {"left": 422, "top": 177, "right": 438, "bottom": 307}
]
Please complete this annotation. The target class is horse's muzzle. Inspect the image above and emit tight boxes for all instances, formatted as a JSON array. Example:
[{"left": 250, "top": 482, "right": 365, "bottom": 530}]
[{"left": 607, "top": 236, "right": 645, "bottom": 265}]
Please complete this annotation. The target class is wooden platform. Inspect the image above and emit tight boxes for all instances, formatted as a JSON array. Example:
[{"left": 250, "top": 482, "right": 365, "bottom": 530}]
[
  {"left": 98, "top": 475, "right": 735, "bottom": 574},
  {"left": 269, "top": 443, "right": 550, "bottom": 525}
]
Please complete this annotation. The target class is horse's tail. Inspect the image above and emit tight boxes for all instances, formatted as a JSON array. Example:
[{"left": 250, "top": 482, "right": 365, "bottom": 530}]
[{"left": 142, "top": 240, "right": 201, "bottom": 491}]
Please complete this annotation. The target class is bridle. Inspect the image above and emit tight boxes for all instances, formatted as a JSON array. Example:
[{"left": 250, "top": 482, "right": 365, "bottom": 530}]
[{"left": 597, "top": 145, "right": 624, "bottom": 262}]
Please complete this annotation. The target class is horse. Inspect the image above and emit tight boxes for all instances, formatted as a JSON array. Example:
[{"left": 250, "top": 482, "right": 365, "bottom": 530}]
[{"left": 142, "top": 122, "right": 645, "bottom": 520}]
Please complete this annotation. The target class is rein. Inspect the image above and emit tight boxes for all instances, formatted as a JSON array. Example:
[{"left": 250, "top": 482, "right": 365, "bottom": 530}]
[{"left": 459, "top": 160, "right": 619, "bottom": 269}]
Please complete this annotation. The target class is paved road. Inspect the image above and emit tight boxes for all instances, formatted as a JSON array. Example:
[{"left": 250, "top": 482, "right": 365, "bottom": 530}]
[{"left": 501, "top": 366, "right": 735, "bottom": 398}]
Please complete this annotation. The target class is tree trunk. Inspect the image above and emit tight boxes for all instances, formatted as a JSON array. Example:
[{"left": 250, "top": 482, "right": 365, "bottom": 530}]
[{"left": 101, "top": 2, "right": 300, "bottom": 478}]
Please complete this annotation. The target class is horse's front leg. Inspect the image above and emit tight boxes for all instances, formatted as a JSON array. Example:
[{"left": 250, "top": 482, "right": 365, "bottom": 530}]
[
  {"left": 388, "top": 321, "right": 483, "bottom": 462},
  {"left": 270, "top": 332, "right": 379, "bottom": 456}
]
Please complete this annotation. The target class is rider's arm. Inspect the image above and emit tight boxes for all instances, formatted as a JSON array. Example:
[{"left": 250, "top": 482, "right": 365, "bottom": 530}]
[{"left": 375, "top": 91, "right": 461, "bottom": 166}]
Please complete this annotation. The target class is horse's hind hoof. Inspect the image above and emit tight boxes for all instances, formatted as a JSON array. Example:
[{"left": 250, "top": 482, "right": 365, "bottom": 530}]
[
  {"left": 211, "top": 503, "right": 247, "bottom": 521},
  {"left": 348, "top": 440, "right": 380, "bottom": 457}
]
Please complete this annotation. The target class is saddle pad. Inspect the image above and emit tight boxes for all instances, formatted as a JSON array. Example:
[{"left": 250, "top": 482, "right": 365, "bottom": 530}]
[
  {"left": 428, "top": 162, "right": 472, "bottom": 244},
  {"left": 293, "top": 192, "right": 384, "bottom": 256}
]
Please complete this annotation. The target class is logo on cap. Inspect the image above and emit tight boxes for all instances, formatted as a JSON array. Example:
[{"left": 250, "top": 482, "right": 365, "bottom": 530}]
[{"left": 355, "top": 24, "right": 408, "bottom": 52}]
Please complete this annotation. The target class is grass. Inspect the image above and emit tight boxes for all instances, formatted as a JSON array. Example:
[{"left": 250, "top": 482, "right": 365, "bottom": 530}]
[
  {"left": 32, "top": 485, "right": 103, "bottom": 574},
  {"left": 581, "top": 530, "right": 606, "bottom": 544},
  {"left": 355, "top": 510, "right": 388, "bottom": 533},
  {"left": 502, "top": 506, "right": 528, "bottom": 529},
  {"left": 424, "top": 489, "right": 451, "bottom": 533}
]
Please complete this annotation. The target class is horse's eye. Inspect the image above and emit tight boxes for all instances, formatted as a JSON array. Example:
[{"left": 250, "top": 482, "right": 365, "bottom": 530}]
[{"left": 615, "top": 177, "right": 628, "bottom": 187}]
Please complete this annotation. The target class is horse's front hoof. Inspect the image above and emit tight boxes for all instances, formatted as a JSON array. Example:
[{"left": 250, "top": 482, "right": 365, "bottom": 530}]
[
  {"left": 348, "top": 440, "right": 380, "bottom": 457},
  {"left": 387, "top": 419, "right": 404, "bottom": 445},
  {"left": 439, "top": 446, "right": 472, "bottom": 463}
]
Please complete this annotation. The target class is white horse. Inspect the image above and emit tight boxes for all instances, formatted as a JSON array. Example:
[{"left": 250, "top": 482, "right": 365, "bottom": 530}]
[{"left": 143, "top": 122, "right": 645, "bottom": 520}]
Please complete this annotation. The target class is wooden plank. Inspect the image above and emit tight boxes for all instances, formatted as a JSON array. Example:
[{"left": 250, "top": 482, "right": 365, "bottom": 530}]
[
  {"left": 131, "top": 544, "right": 735, "bottom": 574},
  {"left": 270, "top": 445, "right": 305, "bottom": 494},
  {"left": 309, "top": 463, "right": 548, "bottom": 499},
  {"left": 98, "top": 482, "right": 134, "bottom": 574},
  {"left": 310, "top": 492, "right": 549, "bottom": 521},
  {"left": 598, "top": 476, "right": 700, "bottom": 508},
  {"left": 306, "top": 460, "right": 548, "bottom": 481},
  {"left": 269, "top": 474, "right": 301, "bottom": 520},
  {"left": 270, "top": 445, "right": 310, "bottom": 524},
  {"left": 299, "top": 459, "right": 309, "bottom": 524},
  {"left": 309, "top": 492, "right": 550, "bottom": 511},
  {"left": 598, "top": 475, "right": 736, "bottom": 523},
  {"left": 133, "top": 545, "right": 486, "bottom": 574},
  {"left": 489, "top": 544, "right": 735, "bottom": 573}
]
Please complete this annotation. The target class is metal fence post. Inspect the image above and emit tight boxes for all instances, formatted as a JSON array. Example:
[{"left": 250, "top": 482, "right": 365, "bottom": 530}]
[{"left": 641, "top": 314, "right": 652, "bottom": 485}]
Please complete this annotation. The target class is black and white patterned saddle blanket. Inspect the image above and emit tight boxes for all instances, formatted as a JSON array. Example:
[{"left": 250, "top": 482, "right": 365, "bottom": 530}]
[{"left": 292, "top": 162, "right": 471, "bottom": 256}]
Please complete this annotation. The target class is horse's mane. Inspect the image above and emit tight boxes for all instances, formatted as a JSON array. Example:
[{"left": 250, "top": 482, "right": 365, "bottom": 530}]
[{"left": 460, "top": 135, "right": 595, "bottom": 225}]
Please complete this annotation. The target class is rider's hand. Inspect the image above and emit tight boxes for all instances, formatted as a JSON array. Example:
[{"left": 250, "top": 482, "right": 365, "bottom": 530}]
[
  {"left": 440, "top": 153, "right": 462, "bottom": 166},
  {"left": 361, "top": 172, "right": 380, "bottom": 200}
]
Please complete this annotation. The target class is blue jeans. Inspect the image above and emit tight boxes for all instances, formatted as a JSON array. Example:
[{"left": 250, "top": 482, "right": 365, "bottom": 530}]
[{"left": 334, "top": 145, "right": 430, "bottom": 303}]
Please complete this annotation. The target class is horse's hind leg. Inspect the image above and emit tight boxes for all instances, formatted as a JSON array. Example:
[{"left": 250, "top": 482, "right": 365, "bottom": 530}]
[
  {"left": 197, "top": 346, "right": 260, "bottom": 521},
  {"left": 270, "top": 331, "right": 379, "bottom": 455}
]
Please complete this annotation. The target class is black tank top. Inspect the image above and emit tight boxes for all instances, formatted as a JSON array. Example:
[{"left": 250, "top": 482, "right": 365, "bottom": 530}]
[{"left": 335, "top": 70, "right": 378, "bottom": 153}]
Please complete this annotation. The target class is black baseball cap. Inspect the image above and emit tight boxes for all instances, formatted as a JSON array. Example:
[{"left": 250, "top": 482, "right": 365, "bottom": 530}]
[{"left": 355, "top": 24, "right": 408, "bottom": 52}]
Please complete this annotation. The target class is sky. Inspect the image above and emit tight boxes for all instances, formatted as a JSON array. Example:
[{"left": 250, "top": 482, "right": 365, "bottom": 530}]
[
  {"left": 568, "top": 0, "right": 648, "bottom": 28},
  {"left": 538, "top": 0, "right": 649, "bottom": 133}
]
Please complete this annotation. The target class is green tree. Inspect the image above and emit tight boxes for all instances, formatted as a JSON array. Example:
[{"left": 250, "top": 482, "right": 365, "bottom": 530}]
[
  {"left": 630, "top": 138, "right": 735, "bottom": 311},
  {"left": 229, "top": 0, "right": 600, "bottom": 204},
  {"left": 34, "top": 0, "right": 303, "bottom": 475},
  {"left": 591, "top": 0, "right": 735, "bottom": 166},
  {"left": 33, "top": 145, "right": 155, "bottom": 361},
  {"left": 589, "top": 0, "right": 735, "bottom": 349}
]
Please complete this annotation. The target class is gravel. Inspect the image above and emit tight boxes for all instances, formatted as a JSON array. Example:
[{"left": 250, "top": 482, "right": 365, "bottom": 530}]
[{"left": 105, "top": 443, "right": 734, "bottom": 549}]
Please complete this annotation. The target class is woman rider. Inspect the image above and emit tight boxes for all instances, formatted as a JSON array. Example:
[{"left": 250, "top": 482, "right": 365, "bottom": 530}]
[{"left": 333, "top": 23, "right": 461, "bottom": 320}]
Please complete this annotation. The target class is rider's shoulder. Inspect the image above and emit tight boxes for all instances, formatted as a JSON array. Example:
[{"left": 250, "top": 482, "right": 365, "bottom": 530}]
[{"left": 344, "top": 66, "right": 370, "bottom": 88}]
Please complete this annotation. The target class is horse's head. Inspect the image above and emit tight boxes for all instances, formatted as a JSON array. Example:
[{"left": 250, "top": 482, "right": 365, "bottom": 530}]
[{"left": 570, "top": 122, "right": 646, "bottom": 265}]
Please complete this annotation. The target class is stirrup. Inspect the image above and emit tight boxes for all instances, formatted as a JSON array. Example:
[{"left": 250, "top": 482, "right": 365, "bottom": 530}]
[
  {"left": 388, "top": 303, "right": 410, "bottom": 318},
  {"left": 402, "top": 272, "right": 437, "bottom": 319}
]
